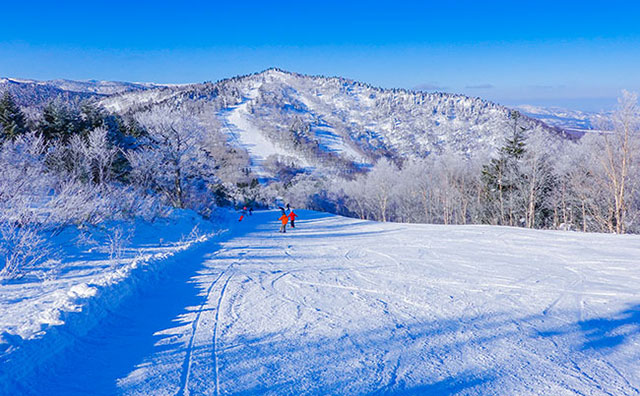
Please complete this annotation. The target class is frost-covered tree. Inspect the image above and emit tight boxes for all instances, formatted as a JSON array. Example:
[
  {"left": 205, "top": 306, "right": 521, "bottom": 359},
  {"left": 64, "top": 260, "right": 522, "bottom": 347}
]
[
  {"left": 0, "top": 221, "right": 51, "bottom": 281},
  {"left": 69, "top": 127, "right": 118, "bottom": 185},
  {"left": 339, "top": 175, "right": 371, "bottom": 220},
  {"left": 132, "top": 107, "right": 219, "bottom": 213},
  {"left": 399, "top": 159, "right": 435, "bottom": 223},
  {"left": 516, "top": 132, "right": 557, "bottom": 228},
  {"left": 365, "top": 159, "right": 399, "bottom": 222},
  {"left": 263, "top": 154, "right": 305, "bottom": 185},
  {"left": 0, "top": 133, "right": 50, "bottom": 224},
  {"left": 596, "top": 91, "right": 640, "bottom": 233}
]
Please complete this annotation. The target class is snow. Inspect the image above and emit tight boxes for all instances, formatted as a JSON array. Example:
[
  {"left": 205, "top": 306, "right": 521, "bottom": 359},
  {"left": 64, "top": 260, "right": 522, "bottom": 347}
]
[
  {"left": 3, "top": 210, "right": 640, "bottom": 395},
  {"left": 1, "top": 78, "right": 38, "bottom": 84}
]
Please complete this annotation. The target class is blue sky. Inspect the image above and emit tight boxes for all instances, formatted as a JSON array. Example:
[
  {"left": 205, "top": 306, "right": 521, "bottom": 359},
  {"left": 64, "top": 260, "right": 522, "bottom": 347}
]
[{"left": 1, "top": 1, "right": 639, "bottom": 110}]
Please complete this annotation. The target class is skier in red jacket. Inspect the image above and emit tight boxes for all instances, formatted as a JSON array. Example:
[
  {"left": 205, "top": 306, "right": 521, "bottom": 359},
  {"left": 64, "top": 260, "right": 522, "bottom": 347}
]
[{"left": 288, "top": 210, "right": 298, "bottom": 228}]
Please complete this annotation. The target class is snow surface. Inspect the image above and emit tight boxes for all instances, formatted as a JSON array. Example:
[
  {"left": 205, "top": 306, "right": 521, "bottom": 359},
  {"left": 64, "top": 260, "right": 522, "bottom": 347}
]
[{"left": 3, "top": 210, "right": 640, "bottom": 395}]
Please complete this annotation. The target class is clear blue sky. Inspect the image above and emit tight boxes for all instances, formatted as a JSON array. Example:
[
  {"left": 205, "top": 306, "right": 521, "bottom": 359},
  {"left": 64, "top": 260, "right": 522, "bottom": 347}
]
[{"left": 2, "top": 1, "right": 639, "bottom": 110}]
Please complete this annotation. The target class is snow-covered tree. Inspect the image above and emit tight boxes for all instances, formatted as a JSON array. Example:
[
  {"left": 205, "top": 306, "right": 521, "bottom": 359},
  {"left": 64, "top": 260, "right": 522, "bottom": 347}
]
[
  {"left": 365, "top": 159, "right": 399, "bottom": 222},
  {"left": 67, "top": 127, "right": 118, "bottom": 185},
  {"left": 516, "top": 132, "right": 557, "bottom": 228},
  {"left": 132, "top": 107, "right": 220, "bottom": 214},
  {"left": 595, "top": 91, "right": 640, "bottom": 233},
  {"left": 38, "top": 100, "right": 83, "bottom": 143}
]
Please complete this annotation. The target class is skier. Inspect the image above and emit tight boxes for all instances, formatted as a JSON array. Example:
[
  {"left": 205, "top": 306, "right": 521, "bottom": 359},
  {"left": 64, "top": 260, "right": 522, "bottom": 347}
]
[
  {"left": 238, "top": 214, "right": 244, "bottom": 222},
  {"left": 249, "top": 207, "right": 253, "bottom": 216},
  {"left": 278, "top": 212, "right": 289, "bottom": 233},
  {"left": 286, "top": 203, "right": 291, "bottom": 212},
  {"left": 279, "top": 206, "right": 286, "bottom": 215},
  {"left": 288, "top": 209, "right": 298, "bottom": 228}
]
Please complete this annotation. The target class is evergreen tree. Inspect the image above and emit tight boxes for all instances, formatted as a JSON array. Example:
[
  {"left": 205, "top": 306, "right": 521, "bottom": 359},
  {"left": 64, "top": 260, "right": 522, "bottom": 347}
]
[
  {"left": 38, "top": 100, "right": 83, "bottom": 143},
  {"left": 481, "top": 111, "right": 527, "bottom": 225},
  {"left": 0, "top": 91, "right": 28, "bottom": 142}
]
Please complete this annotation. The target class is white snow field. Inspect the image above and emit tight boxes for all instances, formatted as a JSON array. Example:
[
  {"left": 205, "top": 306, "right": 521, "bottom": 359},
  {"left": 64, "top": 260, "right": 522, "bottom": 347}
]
[{"left": 3, "top": 210, "right": 640, "bottom": 395}]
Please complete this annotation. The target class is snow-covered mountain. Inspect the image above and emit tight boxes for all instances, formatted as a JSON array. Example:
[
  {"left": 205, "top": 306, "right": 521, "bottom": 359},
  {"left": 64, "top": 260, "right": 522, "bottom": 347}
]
[
  {"left": 516, "top": 104, "right": 609, "bottom": 134},
  {"left": 99, "top": 68, "right": 562, "bottom": 174},
  {"left": 0, "top": 77, "right": 163, "bottom": 108},
  {"left": 4, "top": 69, "right": 564, "bottom": 175}
]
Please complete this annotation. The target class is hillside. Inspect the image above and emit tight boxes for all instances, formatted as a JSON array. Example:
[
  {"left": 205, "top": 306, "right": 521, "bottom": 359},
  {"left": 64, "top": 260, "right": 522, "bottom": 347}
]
[
  {"left": 100, "top": 69, "right": 563, "bottom": 175},
  {"left": 2, "top": 70, "right": 632, "bottom": 234},
  {"left": 3, "top": 210, "right": 639, "bottom": 395}
]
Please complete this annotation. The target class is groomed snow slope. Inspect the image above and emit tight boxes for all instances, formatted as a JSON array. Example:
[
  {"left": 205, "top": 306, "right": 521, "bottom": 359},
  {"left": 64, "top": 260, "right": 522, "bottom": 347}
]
[{"left": 6, "top": 211, "right": 640, "bottom": 395}]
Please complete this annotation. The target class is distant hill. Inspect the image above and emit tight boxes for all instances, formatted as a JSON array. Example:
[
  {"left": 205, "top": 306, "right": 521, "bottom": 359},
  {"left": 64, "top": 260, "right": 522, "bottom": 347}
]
[
  {"left": 515, "top": 104, "right": 610, "bottom": 137},
  {"left": 0, "top": 77, "right": 166, "bottom": 108}
]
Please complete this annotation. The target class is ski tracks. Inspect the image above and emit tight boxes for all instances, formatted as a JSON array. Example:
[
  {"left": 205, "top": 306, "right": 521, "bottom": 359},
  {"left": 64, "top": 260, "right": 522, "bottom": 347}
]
[
  {"left": 176, "top": 269, "right": 226, "bottom": 396},
  {"left": 127, "top": 212, "right": 640, "bottom": 395},
  {"left": 176, "top": 256, "right": 238, "bottom": 396},
  {"left": 212, "top": 274, "right": 233, "bottom": 396}
]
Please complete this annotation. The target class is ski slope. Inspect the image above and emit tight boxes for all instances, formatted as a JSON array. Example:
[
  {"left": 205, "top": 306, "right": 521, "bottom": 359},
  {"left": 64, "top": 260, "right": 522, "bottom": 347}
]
[
  {"left": 5, "top": 210, "right": 640, "bottom": 395},
  {"left": 219, "top": 84, "right": 310, "bottom": 178}
]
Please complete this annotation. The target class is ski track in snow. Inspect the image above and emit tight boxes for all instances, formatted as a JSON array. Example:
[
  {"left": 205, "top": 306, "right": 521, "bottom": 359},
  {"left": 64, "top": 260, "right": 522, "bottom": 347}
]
[
  {"left": 6, "top": 210, "right": 640, "bottom": 395},
  {"left": 177, "top": 266, "right": 229, "bottom": 396}
]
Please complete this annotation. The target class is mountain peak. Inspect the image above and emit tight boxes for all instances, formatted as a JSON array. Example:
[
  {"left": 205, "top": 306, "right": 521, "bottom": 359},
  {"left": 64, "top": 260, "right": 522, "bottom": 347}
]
[{"left": 257, "top": 67, "right": 293, "bottom": 79}]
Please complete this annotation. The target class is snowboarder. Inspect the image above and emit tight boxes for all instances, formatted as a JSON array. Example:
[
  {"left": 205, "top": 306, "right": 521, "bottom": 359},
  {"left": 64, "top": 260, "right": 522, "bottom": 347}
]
[
  {"left": 278, "top": 213, "right": 289, "bottom": 233},
  {"left": 288, "top": 210, "right": 298, "bottom": 228}
]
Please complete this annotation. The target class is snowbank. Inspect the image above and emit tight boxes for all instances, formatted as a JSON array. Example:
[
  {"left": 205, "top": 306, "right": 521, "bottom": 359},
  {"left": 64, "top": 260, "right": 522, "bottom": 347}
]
[{"left": 0, "top": 209, "right": 233, "bottom": 392}]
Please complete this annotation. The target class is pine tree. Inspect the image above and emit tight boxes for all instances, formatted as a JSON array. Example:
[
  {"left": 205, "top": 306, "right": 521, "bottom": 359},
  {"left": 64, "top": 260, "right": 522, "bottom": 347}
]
[
  {"left": 38, "top": 100, "right": 82, "bottom": 143},
  {"left": 481, "top": 111, "right": 527, "bottom": 225},
  {"left": 502, "top": 112, "right": 526, "bottom": 158},
  {"left": 0, "top": 91, "right": 28, "bottom": 142}
]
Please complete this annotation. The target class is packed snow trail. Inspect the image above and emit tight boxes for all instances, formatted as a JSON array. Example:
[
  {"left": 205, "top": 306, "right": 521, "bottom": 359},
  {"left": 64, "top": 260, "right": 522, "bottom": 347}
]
[{"left": 11, "top": 210, "right": 640, "bottom": 395}]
